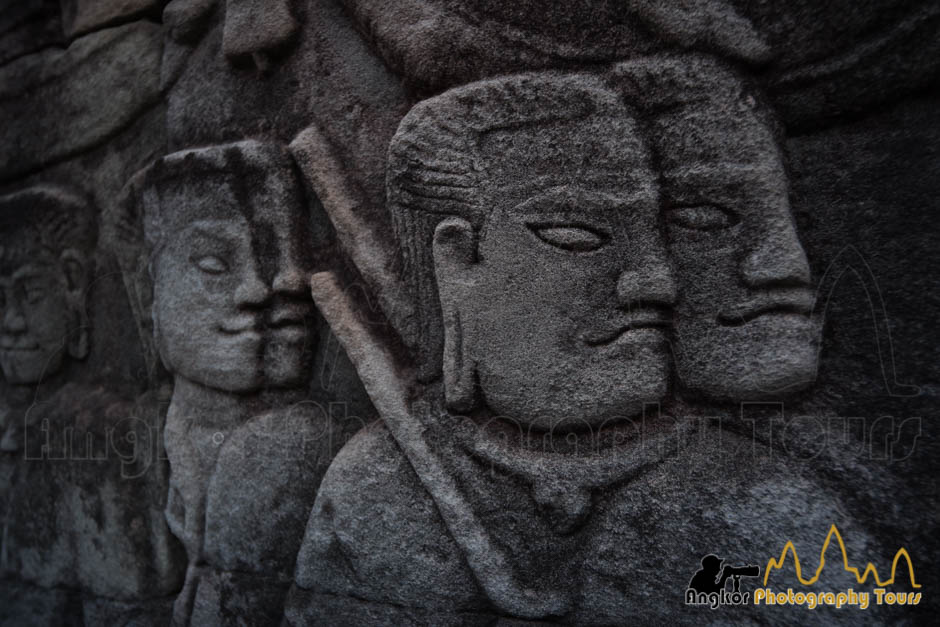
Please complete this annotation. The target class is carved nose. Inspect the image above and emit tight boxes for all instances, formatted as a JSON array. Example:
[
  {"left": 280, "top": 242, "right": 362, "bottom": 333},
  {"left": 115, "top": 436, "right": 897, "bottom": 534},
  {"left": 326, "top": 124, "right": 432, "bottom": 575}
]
[
  {"left": 2, "top": 304, "right": 26, "bottom": 333},
  {"left": 234, "top": 262, "right": 271, "bottom": 308},
  {"left": 743, "top": 224, "right": 811, "bottom": 288},
  {"left": 616, "top": 262, "right": 677, "bottom": 306},
  {"left": 272, "top": 266, "right": 307, "bottom": 296}
]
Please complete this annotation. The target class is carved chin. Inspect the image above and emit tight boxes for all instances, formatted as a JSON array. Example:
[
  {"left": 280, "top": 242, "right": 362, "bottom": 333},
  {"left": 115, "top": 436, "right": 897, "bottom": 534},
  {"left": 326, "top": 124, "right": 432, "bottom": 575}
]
[
  {"left": 478, "top": 352, "right": 670, "bottom": 432},
  {"left": 264, "top": 350, "right": 312, "bottom": 388},
  {"left": 167, "top": 354, "right": 265, "bottom": 393},
  {"left": 0, "top": 347, "right": 63, "bottom": 385},
  {"left": 676, "top": 319, "right": 820, "bottom": 400}
]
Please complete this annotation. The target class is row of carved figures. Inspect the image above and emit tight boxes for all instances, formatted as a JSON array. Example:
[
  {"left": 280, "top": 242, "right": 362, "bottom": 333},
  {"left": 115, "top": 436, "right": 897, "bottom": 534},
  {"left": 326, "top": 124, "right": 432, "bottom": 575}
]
[{"left": 0, "top": 49, "right": 911, "bottom": 625}]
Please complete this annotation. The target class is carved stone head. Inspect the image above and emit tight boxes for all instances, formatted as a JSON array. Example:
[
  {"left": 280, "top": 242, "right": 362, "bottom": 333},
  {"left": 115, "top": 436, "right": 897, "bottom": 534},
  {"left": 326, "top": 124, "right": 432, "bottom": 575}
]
[
  {"left": 0, "top": 186, "right": 94, "bottom": 386},
  {"left": 614, "top": 55, "right": 821, "bottom": 400},
  {"left": 123, "top": 140, "right": 317, "bottom": 394},
  {"left": 387, "top": 73, "right": 676, "bottom": 430}
]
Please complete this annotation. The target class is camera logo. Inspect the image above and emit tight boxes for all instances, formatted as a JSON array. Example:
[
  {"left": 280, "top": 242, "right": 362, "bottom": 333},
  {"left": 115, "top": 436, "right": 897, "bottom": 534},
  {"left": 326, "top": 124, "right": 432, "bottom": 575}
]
[{"left": 685, "top": 554, "right": 761, "bottom": 609}]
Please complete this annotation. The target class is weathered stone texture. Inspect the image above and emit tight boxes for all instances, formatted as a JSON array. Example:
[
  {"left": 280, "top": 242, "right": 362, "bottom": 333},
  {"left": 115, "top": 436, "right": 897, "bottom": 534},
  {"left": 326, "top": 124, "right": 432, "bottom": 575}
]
[
  {"left": 0, "top": 1, "right": 936, "bottom": 625},
  {"left": 0, "top": 22, "right": 162, "bottom": 180},
  {"left": 61, "top": 0, "right": 166, "bottom": 39},
  {"left": 0, "top": 0, "right": 63, "bottom": 67}
]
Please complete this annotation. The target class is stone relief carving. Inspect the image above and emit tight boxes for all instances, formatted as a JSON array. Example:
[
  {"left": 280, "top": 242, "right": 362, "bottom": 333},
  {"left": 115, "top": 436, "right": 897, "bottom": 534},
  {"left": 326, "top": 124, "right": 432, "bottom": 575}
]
[
  {"left": 0, "top": 186, "right": 92, "bottom": 392},
  {"left": 0, "top": 185, "right": 94, "bottom": 475},
  {"left": 0, "top": 185, "right": 182, "bottom": 622},
  {"left": 390, "top": 72, "right": 675, "bottom": 423},
  {"left": 115, "top": 139, "right": 348, "bottom": 624},
  {"left": 611, "top": 54, "right": 822, "bottom": 400},
  {"left": 284, "top": 57, "right": 892, "bottom": 624},
  {"left": 0, "top": 2, "right": 934, "bottom": 625}
]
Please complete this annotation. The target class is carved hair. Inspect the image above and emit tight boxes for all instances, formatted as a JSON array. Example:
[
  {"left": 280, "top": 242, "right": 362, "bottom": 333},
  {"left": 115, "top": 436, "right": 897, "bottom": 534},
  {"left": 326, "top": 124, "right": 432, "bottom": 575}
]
[
  {"left": 114, "top": 140, "right": 300, "bottom": 267},
  {"left": 609, "top": 53, "right": 785, "bottom": 152},
  {"left": 387, "top": 72, "right": 632, "bottom": 380},
  {"left": 0, "top": 185, "right": 95, "bottom": 272}
]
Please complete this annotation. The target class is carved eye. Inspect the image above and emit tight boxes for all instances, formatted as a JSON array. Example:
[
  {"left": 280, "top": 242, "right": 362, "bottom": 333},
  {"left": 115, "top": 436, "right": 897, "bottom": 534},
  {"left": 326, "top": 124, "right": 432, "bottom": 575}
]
[
  {"left": 194, "top": 255, "right": 228, "bottom": 274},
  {"left": 668, "top": 205, "right": 737, "bottom": 231},
  {"left": 528, "top": 224, "right": 610, "bottom": 252},
  {"left": 24, "top": 286, "right": 46, "bottom": 303}
]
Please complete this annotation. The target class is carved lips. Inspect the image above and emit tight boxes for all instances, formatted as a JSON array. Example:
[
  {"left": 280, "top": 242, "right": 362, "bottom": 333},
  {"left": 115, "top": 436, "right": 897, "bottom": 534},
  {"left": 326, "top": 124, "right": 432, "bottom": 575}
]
[
  {"left": 716, "top": 290, "right": 815, "bottom": 327},
  {"left": 582, "top": 306, "right": 672, "bottom": 346},
  {"left": 217, "top": 302, "right": 313, "bottom": 344},
  {"left": 219, "top": 314, "right": 263, "bottom": 339},
  {"left": 0, "top": 343, "right": 42, "bottom": 352},
  {"left": 268, "top": 302, "right": 314, "bottom": 342},
  {"left": 580, "top": 290, "right": 813, "bottom": 348}
]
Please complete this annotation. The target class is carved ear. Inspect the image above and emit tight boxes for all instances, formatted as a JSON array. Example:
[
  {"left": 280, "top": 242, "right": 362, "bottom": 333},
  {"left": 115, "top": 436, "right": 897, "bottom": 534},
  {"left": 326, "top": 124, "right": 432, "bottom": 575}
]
[
  {"left": 60, "top": 249, "right": 90, "bottom": 360},
  {"left": 433, "top": 217, "right": 477, "bottom": 413},
  {"left": 150, "top": 302, "right": 166, "bottom": 370},
  {"left": 60, "top": 248, "right": 87, "bottom": 295}
]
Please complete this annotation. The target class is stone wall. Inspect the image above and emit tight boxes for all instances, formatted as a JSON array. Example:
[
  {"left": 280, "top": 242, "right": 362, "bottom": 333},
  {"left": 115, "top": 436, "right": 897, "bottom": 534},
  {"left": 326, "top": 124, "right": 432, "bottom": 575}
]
[{"left": 0, "top": 1, "right": 936, "bottom": 625}]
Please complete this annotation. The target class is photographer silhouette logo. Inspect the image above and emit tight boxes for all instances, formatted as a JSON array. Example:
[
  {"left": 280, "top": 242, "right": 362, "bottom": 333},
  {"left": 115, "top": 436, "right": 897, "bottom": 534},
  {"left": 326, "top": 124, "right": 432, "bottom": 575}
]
[{"left": 686, "top": 554, "right": 761, "bottom": 609}]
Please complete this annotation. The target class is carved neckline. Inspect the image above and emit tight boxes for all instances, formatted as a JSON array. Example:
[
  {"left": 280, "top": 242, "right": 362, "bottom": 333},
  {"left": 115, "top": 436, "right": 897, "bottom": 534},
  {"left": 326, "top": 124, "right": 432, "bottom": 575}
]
[
  {"left": 415, "top": 397, "right": 696, "bottom": 536},
  {"left": 441, "top": 402, "right": 696, "bottom": 490}
]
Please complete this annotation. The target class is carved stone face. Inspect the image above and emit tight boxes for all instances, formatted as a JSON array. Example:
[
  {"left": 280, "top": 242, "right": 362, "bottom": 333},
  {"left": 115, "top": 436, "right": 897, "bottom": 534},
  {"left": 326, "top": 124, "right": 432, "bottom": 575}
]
[
  {"left": 151, "top": 174, "right": 316, "bottom": 394},
  {"left": 0, "top": 251, "right": 72, "bottom": 385},
  {"left": 658, "top": 100, "right": 820, "bottom": 399},
  {"left": 435, "top": 115, "right": 675, "bottom": 430}
]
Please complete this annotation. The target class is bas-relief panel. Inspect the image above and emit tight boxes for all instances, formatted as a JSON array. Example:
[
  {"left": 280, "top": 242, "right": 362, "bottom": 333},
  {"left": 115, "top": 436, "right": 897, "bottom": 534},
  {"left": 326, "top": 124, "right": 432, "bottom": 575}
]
[
  {"left": 0, "top": 1, "right": 935, "bottom": 625},
  {"left": 284, "top": 58, "right": 896, "bottom": 625},
  {"left": 0, "top": 185, "right": 182, "bottom": 622},
  {"left": 113, "top": 140, "right": 357, "bottom": 624}
]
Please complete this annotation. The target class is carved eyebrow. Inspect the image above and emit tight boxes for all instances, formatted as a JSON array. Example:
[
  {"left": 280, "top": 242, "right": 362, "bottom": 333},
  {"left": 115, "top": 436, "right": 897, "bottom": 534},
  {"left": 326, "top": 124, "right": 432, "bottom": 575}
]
[
  {"left": 663, "top": 169, "right": 788, "bottom": 208},
  {"left": 11, "top": 265, "right": 56, "bottom": 281},
  {"left": 664, "top": 163, "right": 782, "bottom": 182},
  {"left": 511, "top": 187, "right": 653, "bottom": 214},
  {"left": 187, "top": 225, "right": 239, "bottom": 248}
]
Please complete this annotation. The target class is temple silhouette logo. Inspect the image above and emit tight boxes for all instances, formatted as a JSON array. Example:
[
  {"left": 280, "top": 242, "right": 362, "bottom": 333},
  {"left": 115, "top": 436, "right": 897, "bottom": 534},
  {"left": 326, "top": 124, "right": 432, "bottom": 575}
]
[{"left": 686, "top": 524, "right": 923, "bottom": 611}]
